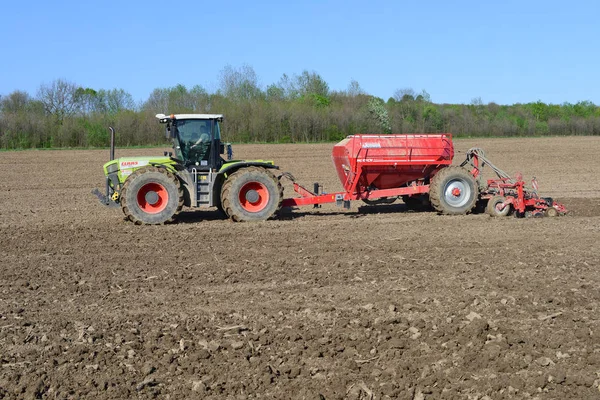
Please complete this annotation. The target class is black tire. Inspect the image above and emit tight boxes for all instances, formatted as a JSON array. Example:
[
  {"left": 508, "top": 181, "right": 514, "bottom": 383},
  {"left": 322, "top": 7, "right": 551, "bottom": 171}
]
[
  {"left": 215, "top": 202, "right": 227, "bottom": 217},
  {"left": 486, "top": 195, "right": 511, "bottom": 217},
  {"left": 429, "top": 166, "right": 478, "bottom": 215},
  {"left": 120, "top": 166, "right": 183, "bottom": 225},
  {"left": 362, "top": 197, "right": 396, "bottom": 206},
  {"left": 220, "top": 167, "right": 283, "bottom": 222},
  {"left": 473, "top": 199, "right": 488, "bottom": 214},
  {"left": 401, "top": 194, "right": 431, "bottom": 210},
  {"left": 212, "top": 178, "right": 227, "bottom": 217}
]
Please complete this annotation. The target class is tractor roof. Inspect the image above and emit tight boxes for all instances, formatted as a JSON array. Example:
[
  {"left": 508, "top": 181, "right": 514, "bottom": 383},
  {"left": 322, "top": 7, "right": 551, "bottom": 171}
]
[{"left": 155, "top": 113, "right": 224, "bottom": 122}]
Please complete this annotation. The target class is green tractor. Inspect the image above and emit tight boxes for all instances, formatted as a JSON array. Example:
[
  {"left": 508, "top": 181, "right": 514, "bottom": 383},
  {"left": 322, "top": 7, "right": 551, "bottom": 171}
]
[{"left": 93, "top": 113, "right": 283, "bottom": 224}]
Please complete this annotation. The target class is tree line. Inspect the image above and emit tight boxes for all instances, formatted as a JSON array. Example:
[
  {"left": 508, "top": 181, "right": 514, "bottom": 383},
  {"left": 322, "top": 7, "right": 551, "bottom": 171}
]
[{"left": 1, "top": 65, "right": 599, "bottom": 149}]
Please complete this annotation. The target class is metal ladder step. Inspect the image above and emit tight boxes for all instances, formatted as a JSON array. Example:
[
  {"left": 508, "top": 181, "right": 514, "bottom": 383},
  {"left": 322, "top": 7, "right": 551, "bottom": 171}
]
[{"left": 196, "top": 173, "right": 211, "bottom": 206}]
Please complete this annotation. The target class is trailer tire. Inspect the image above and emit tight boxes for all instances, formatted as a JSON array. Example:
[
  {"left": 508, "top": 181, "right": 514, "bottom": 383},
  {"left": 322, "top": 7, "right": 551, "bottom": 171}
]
[
  {"left": 121, "top": 166, "right": 183, "bottom": 225},
  {"left": 401, "top": 194, "right": 431, "bottom": 210},
  {"left": 429, "top": 167, "right": 478, "bottom": 215},
  {"left": 486, "top": 195, "right": 511, "bottom": 217},
  {"left": 362, "top": 197, "right": 396, "bottom": 205},
  {"left": 221, "top": 167, "right": 283, "bottom": 222}
]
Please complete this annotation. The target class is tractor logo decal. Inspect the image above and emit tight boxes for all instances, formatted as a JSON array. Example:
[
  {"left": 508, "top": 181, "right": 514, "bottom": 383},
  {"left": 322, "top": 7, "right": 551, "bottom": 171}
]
[{"left": 120, "top": 160, "right": 149, "bottom": 169}]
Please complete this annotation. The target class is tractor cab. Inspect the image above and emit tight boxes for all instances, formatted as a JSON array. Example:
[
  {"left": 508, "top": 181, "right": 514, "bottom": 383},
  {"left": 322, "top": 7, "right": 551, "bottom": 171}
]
[{"left": 156, "top": 113, "right": 229, "bottom": 170}]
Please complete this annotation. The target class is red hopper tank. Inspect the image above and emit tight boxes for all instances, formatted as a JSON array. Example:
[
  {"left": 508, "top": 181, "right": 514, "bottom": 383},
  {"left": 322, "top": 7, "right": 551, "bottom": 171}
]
[{"left": 331, "top": 134, "right": 454, "bottom": 194}]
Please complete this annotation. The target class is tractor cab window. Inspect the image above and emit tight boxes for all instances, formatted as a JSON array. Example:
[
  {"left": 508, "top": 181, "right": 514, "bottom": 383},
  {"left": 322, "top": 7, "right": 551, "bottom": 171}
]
[
  {"left": 214, "top": 121, "right": 221, "bottom": 140},
  {"left": 175, "top": 119, "right": 213, "bottom": 166}
]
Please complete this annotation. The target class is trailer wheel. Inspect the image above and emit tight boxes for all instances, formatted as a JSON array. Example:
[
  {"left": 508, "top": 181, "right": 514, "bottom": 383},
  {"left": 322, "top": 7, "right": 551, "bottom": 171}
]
[
  {"left": 401, "top": 194, "right": 431, "bottom": 210},
  {"left": 362, "top": 197, "right": 396, "bottom": 205},
  {"left": 486, "top": 195, "right": 511, "bottom": 217},
  {"left": 121, "top": 166, "right": 184, "bottom": 225},
  {"left": 221, "top": 167, "right": 283, "bottom": 222},
  {"left": 429, "top": 167, "right": 478, "bottom": 215},
  {"left": 545, "top": 207, "right": 558, "bottom": 217}
]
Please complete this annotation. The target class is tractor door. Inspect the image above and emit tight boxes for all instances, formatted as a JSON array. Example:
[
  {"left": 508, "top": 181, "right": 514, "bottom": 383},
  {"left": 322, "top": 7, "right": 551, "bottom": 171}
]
[
  {"left": 209, "top": 119, "right": 224, "bottom": 171},
  {"left": 175, "top": 119, "right": 219, "bottom": 170}
]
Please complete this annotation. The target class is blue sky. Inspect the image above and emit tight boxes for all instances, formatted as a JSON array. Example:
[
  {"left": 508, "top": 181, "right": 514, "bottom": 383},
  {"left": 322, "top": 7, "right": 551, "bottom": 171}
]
[{"left": 1, "top": 0, "right": 598, "bottom": 105}]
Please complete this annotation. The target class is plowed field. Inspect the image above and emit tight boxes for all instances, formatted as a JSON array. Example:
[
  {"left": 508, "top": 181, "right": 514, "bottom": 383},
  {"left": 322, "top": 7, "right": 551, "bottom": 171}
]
[{"left": 1, "top": 137, "right": 599, "bottom": 399}]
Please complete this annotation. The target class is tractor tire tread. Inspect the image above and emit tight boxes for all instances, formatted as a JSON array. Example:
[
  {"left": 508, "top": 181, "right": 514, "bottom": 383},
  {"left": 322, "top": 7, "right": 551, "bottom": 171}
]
[
  {"left": 221, "top": 167, "right": 282, "bottom": 222},
  {"left": 120, "top": 166, "right": 183, "bottom": 225}
]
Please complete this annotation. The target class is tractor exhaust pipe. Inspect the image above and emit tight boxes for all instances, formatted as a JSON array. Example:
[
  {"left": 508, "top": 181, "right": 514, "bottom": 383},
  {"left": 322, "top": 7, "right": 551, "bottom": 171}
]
[
  {"left": 91, "top": 126, "right": 120, "bottom": 208},
  {"left": 103, "top": 127, "right": 116, "bottom": 206},
  {"left": 109, "top": 127, "right": 115, "bottom": 161}
]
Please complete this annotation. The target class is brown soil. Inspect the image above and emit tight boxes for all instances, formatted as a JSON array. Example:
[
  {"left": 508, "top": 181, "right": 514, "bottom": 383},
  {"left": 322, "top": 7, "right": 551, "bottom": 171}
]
[{"left": 1, "top": 136, "right": 599, "bottom": 399}]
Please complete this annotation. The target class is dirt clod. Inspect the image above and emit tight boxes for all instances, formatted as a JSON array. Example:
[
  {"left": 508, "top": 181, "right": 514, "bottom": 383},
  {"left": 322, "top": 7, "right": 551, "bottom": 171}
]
[{"left": 230, "top": 341, "right": 245, "bottom": 350}]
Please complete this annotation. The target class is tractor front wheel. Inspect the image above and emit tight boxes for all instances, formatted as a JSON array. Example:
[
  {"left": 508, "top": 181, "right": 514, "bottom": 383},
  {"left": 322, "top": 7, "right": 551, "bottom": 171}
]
[
  {"left": 220, "top": 167, "right": 283, "bottom": 222},
  {"left": 429, "top": 167, "right": 478, "bottom": 215},
  {"left": 120, "top": 166, "right": 183, "bottom": 225}
]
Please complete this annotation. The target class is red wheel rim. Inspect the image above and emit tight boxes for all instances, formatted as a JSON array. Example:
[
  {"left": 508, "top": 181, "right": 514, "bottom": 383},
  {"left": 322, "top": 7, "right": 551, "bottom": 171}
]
[
  {"left": 137, "top": 182, "right": 168, "bottom": 214},
  {"left": 239, "top": 182, "right": 269, "bottom": 212}
]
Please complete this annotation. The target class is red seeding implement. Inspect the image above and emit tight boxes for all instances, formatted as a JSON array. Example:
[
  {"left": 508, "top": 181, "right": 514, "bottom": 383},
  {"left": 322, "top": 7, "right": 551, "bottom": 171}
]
[
  {"left": 280, "top": 134, "right": 567, "bottom": 218},
  {"left": 95, "top": 115, "right": 567, "bottom": 224},
  {"left": 463, "top": 148, "right": 568, "bottom": 218}
]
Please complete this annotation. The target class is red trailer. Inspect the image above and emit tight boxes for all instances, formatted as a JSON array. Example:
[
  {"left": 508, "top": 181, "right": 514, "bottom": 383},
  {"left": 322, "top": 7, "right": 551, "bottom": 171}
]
[{"left": 281, "top": 134, "right": 567, "bottom": 217}]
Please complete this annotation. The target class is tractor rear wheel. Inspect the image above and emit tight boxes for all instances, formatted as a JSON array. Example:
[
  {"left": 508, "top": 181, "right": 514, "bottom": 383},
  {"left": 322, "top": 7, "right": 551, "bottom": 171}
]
[
  {"left": 220, "top": 167, "right": 283, "bottom": 222},
  {"left": 120, "top": 166, "right": 184, "bottom": 225},
  {"left": 486, "top": 195, "right": 511, "bottom": 217},
  {"left": 429, "top": 167, "right": 478, "bottom": 215}
]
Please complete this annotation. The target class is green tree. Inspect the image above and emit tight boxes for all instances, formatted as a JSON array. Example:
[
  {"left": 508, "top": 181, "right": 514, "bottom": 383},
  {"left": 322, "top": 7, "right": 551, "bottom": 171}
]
[
  {"left": 295, "top": 70, "right": 329, "bottom": 98},
  {"left": 367, "top": 97, "right": 391, "bottom": 134},
  {"left": 219, "top": 64, "right": 262, "bottom": 101},
  {"left": 0, "top": 91, "right": 31, "bottom": 113},
  {"left": 101, "top": 88, "right": 136, "bottom": 114}
]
